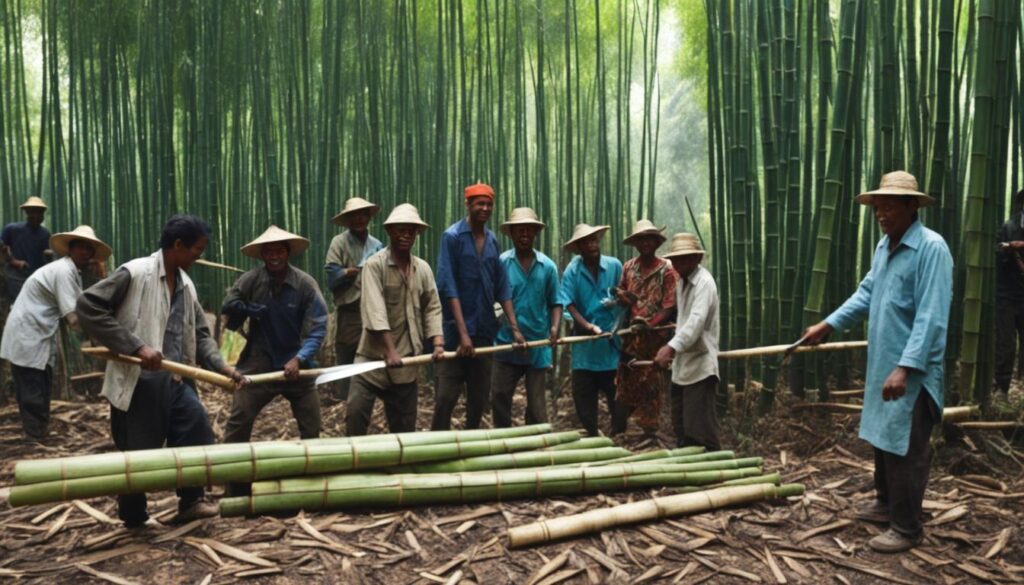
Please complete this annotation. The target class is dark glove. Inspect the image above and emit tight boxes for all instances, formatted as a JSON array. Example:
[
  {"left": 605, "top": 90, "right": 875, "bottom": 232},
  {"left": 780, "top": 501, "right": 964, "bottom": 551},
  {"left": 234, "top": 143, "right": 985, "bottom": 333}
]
[{"left": 244, "top": 303, "right": 269, "bottom": 319}]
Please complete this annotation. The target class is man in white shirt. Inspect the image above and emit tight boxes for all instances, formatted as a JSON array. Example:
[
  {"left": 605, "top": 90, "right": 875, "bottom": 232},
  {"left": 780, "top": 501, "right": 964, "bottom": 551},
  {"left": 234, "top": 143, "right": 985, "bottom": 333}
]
[
  {"left": 653, "top": 233, "right": 721, "bottom": 450},
  {"left": 0, "top": 226, "right": 111, "bottom": 440}
]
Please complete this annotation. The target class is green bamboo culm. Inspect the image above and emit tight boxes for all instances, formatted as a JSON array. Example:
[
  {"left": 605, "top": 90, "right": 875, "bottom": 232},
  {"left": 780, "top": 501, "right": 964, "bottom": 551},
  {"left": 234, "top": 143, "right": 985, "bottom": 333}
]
[
  {"left": 219, "top": 463, "right": 764, "bottom": 517},
  {"left": 540, "top": 437, "right": 616, "bottom": 451},
  {"left": 387, "top": 447, "right": 631, "bottom": 474}
]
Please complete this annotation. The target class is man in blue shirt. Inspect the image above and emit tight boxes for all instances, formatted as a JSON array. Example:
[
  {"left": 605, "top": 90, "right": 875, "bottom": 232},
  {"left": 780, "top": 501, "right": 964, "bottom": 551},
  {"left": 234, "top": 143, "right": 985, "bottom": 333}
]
[
  {"left": 2, "top": 196, "right": 52, "bottom": 300},
  {"left": 432, "top": 182, "right": 526, "bottom": 430},
  {"left": 491, "top": 208, "right": 561, "bottom": 427},
  {"left": 559, "top": 224, "right": 624, "bottom": 436},
  {"left": 221, "top": 225, "right": 328, "bottom": 494},
  {"left": 804, "top": 171, "right": 953, "bottom": 553}
]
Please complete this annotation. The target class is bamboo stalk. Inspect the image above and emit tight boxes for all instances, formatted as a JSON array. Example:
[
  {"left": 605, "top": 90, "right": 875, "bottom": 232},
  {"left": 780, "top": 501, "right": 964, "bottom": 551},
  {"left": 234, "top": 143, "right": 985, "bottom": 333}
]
[
  {"left": 386, "top": 447, "right": 632, "bottom": 474},
  {"left": 541, "top": 437, "right": 615, "bottom": 451},
  {"left": 194, "top": 258, "right": 245, "bottom": 273},
  {"left": 506, "top": 483, "right": 805, "bottom": 548},
  {"left": 82, "top": 347, "right": 235, "bottom": 390},
  {"left": 955, "top": 421, "right": 1023, "bottom": 430},
  {"left": 628, "top": 340, "right": 867, "bottom": 368},
  {"left": 792, "top": 402, "right": 980, "bottom": 423}
]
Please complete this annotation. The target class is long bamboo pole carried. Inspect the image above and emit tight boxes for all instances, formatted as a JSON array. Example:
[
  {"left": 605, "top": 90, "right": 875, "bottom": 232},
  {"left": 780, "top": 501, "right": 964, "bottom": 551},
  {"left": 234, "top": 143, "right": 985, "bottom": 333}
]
[
  {"left": 82, "top": 347, "right": 236, "bottom": 390},
  {"left": 628, "top": 340, "right": 868, "bottom": 368},
  {"left": 506, "top": 483, "right": 805, "bottom": 548}
]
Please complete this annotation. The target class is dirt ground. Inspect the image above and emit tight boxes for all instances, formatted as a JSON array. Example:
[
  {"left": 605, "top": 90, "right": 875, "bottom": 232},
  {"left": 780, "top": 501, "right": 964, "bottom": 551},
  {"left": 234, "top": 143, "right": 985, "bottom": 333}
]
[{"left": 1, "top": 367, "right": 1023, "bottom": 584}]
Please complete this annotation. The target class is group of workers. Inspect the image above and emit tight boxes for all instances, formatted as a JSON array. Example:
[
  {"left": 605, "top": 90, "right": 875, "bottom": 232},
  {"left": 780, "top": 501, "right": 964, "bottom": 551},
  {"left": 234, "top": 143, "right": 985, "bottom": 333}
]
[{"left": 0, "top": 169, "right": 962, "bottom": 553}]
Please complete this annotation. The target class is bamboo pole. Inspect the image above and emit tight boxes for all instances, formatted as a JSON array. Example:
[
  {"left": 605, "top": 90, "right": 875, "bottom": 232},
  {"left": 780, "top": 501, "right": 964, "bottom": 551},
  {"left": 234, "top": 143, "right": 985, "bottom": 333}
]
[
  {"left": 792, "top": 402, "right": 980, "bottom": 423},
  {"left": 82, "top": 347, "right": 235, "bottom": 390},
  {"left": 194, "top": 258, "right": 245, "bottom": 273},
  {"left": 506, "top": 483, "right": 805, "bottom": 548},
  {"left": 628, "top": 340, "right": 867, "bottom": 368},
  {"left": 955, "top": 421, "right": 1023, "bottom": 430}
]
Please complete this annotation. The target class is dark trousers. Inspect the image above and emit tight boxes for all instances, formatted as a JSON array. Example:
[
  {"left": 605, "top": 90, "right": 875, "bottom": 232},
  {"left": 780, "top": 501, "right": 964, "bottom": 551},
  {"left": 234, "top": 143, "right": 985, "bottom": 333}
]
[
  {"left": 346, "top": 375, "right": 418, "bottom": 435},
  {"left": 571, "top": 369, "right": 617, "bottom": 436},
  {"left": 224, "top": 351, "right": 322, "bottom": 443},
  {"left": 13, "top": 364, "right": 52, "bottom": 439},
  {"left": 432, "top": 340, "right": 493, "bottom": 430},
  {"left": 994, "top": 300, "right": 1024, "bottom": 392},
  {"left": 491, "top": 359, "right": 548, "bottom": 428},
  {"left": 671, "top": 376, "right": 722, "bottom": 451},
  {"left": 110, "top": 373, "right": 215, "bottom": 526},
  {"left": 873, "top": 390, "right": 939, "bottom": 539},
  {"left": 333, "top": 341, "right": 358, "bottom": 400},
  {"left": 333, "top": 305, "right": 362, "bottom": 400}
]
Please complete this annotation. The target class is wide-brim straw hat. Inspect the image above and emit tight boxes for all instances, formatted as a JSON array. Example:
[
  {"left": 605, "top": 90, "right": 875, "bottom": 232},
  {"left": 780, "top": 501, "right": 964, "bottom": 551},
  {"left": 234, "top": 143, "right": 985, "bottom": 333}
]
[
  {"left": 382, "top": 203, "right": 430, "bottom": 233},
  {"left": 854, "top": 170, "right": 936, "bottom": 207},
  {"left": 20, "top": 196, "right": 47, "bottom": 210},
  {"left": 563, "top": 223, "right": 611, "bottom": 252},
  {"left": 500, "top": 207, "right": 545, "bottom": 236},
  {"left": 241, "top": 225, "right": 310, "bottom": 259},
  {"left": 50, "top": 225, "right": 112, "bottom": 261},
  {"left": 331, "top": 197, "right": 380, "bottom": 226},
  {"left": 622, "top": 218, "right": 667, "bottom": 247},
  {"left": 662, "top": 233, "right": 705, "bottom": 259}
]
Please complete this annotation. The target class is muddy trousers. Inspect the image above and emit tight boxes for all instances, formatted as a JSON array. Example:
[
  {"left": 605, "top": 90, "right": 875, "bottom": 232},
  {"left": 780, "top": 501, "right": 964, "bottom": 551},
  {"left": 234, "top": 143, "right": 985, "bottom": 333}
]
[{"left": 873, "top": 390, "right": 939, "bottom": 539}]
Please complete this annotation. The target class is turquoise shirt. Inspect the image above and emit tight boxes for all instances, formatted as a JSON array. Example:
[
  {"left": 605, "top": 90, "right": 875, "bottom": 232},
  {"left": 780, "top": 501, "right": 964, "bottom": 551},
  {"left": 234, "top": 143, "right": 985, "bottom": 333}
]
[
  {"left": 825, "top": 220, "right": 953, "bottom": 456},
  {"left": 495, "top": 249, "right": 560, "bottom": 369},
  {"left": 558, "top": 255, "right": 624, "bottom": 371}
]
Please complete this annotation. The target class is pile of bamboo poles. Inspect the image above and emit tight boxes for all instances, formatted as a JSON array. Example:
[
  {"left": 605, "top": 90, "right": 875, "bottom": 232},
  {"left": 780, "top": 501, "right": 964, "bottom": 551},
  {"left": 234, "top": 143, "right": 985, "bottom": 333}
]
[{"left": 10, "top": 424, "right": 799, "bottom": 525}]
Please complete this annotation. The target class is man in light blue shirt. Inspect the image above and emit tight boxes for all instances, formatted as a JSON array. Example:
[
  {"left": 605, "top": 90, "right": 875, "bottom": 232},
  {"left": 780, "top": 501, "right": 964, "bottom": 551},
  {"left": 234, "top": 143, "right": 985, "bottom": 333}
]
[
  {"left": 559, "top": 224, "right": 623, "bottom": 436},
  {"left": 804, "top": 171, "right": 953, "bottom": 554},
  {"left": 491, "top": 208, "right": 561, "bottom": 427}
]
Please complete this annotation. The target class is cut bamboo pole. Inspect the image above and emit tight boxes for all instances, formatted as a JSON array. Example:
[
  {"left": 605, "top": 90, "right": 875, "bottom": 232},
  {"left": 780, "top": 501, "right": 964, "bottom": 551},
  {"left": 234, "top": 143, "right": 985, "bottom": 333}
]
[
  {"left": 541, "top": 437, "right": 615, "bottom": 451},
  {"left": 14, "top": 424, "right": 556, "bottom": 486},
  {"left": 792, "top": 402, "right": 980, "bottom": 423},
  {"left": 830, "top": 389, "right": 864, "bottom": 398},
  {"left": 82, "top": 347, "right": 235, "bottom": 390},
  {"left": 955, "top": 421, "right": 1023, "bottom": 430},
  {"left": 506, "top": 483, "right": 805, "bottom": 548},
  {"left": 387, "top": 447, "right": 631, "bottom": 474},
  {"left": 69, "top": 372, "right": 104, "bottom": 383},
  {"left": 628, "top": 340, "right": 867, "bottom": 368}
]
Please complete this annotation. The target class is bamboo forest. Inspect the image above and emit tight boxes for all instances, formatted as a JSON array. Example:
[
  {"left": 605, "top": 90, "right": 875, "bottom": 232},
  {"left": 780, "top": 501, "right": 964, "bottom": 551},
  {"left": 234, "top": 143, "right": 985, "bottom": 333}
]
[{"left": 0, "top": 1, "right": 1023, "bottom": 583}]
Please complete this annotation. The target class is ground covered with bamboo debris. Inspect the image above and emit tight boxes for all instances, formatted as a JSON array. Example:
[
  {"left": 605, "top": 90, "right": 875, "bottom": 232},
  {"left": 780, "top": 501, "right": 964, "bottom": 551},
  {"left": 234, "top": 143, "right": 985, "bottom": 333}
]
[{"left": 1, "top": 376, "right": 1023, "bottom": 584}]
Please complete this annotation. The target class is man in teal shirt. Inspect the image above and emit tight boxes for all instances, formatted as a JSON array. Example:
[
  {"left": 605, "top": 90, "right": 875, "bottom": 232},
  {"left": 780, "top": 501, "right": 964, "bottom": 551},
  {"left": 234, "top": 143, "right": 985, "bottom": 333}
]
[
  {"left": 558, "top": 224, "right": 623, "bottom": 436},
  {"left": 804, "top": 171, "right": 953, "bottom": 553},
  {"left": 491, "top": 208, "right": 561, "bottom": 427}
]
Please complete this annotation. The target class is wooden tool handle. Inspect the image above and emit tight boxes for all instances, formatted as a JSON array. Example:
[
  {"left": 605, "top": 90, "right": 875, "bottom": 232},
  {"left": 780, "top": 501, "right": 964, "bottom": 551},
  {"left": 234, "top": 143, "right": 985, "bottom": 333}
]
[
  {"left": 629, "top": 340, "right": 868, "bottom": 368},
  {"left": 398, "top": 333, "right": 613, "bottom": 367},
  {"left": 82, "top": 347, "right": 235, "bottom": 390},
  {"left": 244, "top": 369, "right": 326, "bottom": 385}
]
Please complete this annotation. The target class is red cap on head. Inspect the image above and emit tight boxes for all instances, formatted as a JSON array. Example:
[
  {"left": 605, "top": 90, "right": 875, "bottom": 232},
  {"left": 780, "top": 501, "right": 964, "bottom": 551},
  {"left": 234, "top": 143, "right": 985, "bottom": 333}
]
[{"left": 464, "top": 182, "right": 495, "bottom": 201}]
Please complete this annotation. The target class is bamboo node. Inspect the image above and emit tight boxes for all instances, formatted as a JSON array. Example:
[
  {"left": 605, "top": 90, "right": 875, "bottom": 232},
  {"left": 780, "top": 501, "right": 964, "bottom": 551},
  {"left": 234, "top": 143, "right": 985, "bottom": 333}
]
[{"left": 174, "top": 448, "right": 184, "bottom": 488}]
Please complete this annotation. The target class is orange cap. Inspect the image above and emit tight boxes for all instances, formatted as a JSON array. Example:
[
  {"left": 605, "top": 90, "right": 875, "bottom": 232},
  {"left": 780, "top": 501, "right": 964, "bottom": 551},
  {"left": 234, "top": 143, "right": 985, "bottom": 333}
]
[{"left": 464, "top": 182, "right": 495, "bottom": 200}]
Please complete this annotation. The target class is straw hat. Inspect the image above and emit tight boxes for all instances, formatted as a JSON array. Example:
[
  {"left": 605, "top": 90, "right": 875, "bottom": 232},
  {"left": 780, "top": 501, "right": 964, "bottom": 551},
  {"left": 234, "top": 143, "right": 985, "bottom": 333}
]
[
  {"left": 464, "top": 182, "right": 495, "bottom": 201},
  {"left": 50, "top": 225, "right": 112, "bottom": 261},
  {"left": 563, "top": 223, "right": 611, "bottom": 252},
  {"left": 661, "top": 233, "right": 705, "bottom": 259},
  {"left": 500, "top": 207, "right": 545, "bottom": 236},
  {"left": 854, "top": 171, "right": 936, "bottom": 207},
  {"left": 331, "top": 197, "right": 380, "bottom": 226},
  {"left": 20, "top": 196, "right": 47, "bottom": 210},
  {"left": 241, "top": 225, "right": 310, "bottom": 259},
  {"left": 622, "top": 219, "right": 667, "bottom": 247},
  {"left": 382, "top": 203, "right": 430, "bottom": 233}
]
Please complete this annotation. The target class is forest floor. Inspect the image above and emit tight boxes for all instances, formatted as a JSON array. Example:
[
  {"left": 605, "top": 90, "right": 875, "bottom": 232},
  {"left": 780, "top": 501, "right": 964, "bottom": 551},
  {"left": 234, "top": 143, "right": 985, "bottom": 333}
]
[{"left": 1, "top": 366, "right": 1023, "bottom": 584}]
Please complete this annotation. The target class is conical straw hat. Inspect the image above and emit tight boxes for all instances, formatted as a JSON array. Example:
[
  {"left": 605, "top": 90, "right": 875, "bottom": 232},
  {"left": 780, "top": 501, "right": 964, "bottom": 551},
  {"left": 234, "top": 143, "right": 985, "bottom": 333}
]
[
  {"left": 855, "top": 171, "right": 935, "bottom": 207},
  {"left": 50, "top": 225, "right": 112, "bottom": 261},
  {"left": 563, "top": 223, "right": 610, "bottom": 252},
  {"left": 382, "top": 203, "right": 430, "bottom": 233},
  {"left": 500, "top": 207, "right": 545, "bottom": 236},
  {"left": 622, "top": 218, "right": 667, "bottom": 247},
  {"left": 331, "top": 197, "right": 380, "bottom": 226},
  {"left": 241, "top": 225, "right": 310, "bottom": 259},
  {"left": 20, "top": 196, "right": 47, "bottom": 210},
  {"left": 661, "top": 233, "right": 705, "bottom": 259}
]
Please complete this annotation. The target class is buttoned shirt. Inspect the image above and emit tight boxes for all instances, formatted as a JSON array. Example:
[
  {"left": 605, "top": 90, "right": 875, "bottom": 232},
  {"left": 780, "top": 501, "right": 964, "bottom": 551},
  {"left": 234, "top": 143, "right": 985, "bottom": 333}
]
[
  {"left": 222, "top": 265, "right": 328, "bottom": 369},
  {"left": 2, "top": 221, "right": 51, "bottom": 272},
  {"left": 825, "top": 220, "right": 953, "bottom": 456},
  {"left": 324, "top": 229, "right": 384, "bottom": 307},
  {"left": 667, "top": 265, "right": 720, "bottom": 386},
  {"left": 0, "top": 258, "right": 82, "bottom": 370},
  {"left": 435, "top": 218, "right": 511, "bottom": 346},
  {"left": 558, "top": 255, "right": 623, "bottom": 371},
  {"left": 494, "top": 249, "right": 560, "bottom": 369},
  {"left": 357, "top": 249, "right": 443, "bottom": 386}
]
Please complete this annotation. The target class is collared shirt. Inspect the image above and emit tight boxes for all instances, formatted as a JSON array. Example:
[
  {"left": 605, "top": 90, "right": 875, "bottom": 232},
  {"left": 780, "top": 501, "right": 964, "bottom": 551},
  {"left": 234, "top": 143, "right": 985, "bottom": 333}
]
[
  {"left": 558, "top": 255, "right": 623, "bottom": 371},
  {"left": 222, "top": 265, "right": 328, "bottom": 369},
  {"left": 621, "top": 257, "right": 678, "bottom": 321},
  {"left": 2, "top": 221, "right": 51, "bottom": 272},
  {"left": 494, "top": 249, "right": 560, "bottom": 369},
  {"left": 0, "top": 257, "right": 82, "bottom": 370},
  {"left": 996, "top": 212, "right": 1024, "bottom": 303},
  {"left": 825, "top": 220, "right": 953, "bottom": 456},
  {"left": 357, "top": 248, "right": 443, "bottom": 386},
  {"left": 435, "top": 218, "right": 511, "bottom": 346},
  {"left": 667, "top": 265, "right": 720, "bottom": 386},
  {"left": 324, "top": 229, "right": 384, "bottom": 307}
]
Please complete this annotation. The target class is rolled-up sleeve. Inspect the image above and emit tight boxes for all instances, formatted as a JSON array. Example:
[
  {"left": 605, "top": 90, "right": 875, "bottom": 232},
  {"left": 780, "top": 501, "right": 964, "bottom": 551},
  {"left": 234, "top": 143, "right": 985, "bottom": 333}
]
[
  {"left": 360, "top": 258, "right": 391, "bottom": 332},
  {"left": 558, "top": 265, "right": 577, "bottom": 309},
  {"left": 898, "top": 242, "right": 953, "bottom": 372}
]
